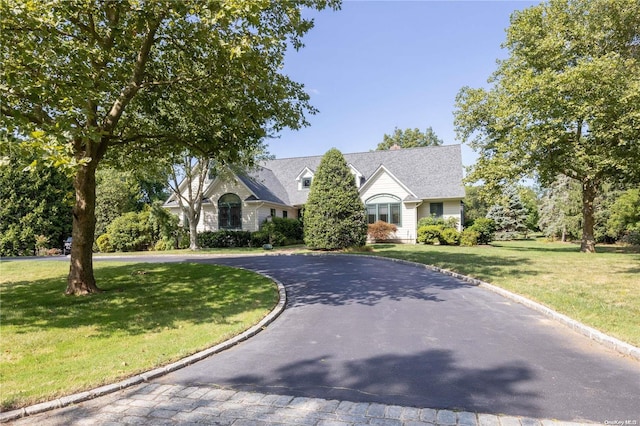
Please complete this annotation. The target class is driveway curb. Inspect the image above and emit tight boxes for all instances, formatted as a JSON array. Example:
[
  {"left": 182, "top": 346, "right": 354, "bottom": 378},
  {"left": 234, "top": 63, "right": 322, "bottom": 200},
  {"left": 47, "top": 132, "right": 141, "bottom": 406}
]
[
  {"left": 0, "top": 273, "right": 287, "bottom": 423},
  {"left": 358, "top": 254, "right": 640, "bottom": 362}
]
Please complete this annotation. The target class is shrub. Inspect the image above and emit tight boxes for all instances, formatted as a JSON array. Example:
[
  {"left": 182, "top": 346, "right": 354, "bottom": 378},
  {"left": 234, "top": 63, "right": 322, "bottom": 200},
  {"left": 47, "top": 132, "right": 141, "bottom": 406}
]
[
  {"left": 153, "top": 238, "right": 174, "bottom": 251},
  {"left": 621, "top": 230, "right": 640, "bottom": 246},
  {"left": 260, "top": 217, "right": 303, "bottom": 246},
  {"left": 439, "top": 228, "right": 460, "bottom": 245},
  {"left": 417, "top": 216, "right": 458, "bottom": 230},
  {"left": 96, "top": 234, "right": 114, "bottom": 253},
  {"left": 197, "top": 230, "right": 252, "bottom": 248},
  {"left": 250, "top": 231, "right": 271, "bottom": 247},
  {"left": 469, "top": 218, "right": 496, "bottom": 245},
  {"left": 106, "top": 211, "right": 152, "bottom": 252},
  {"left": 368, "top": 221, "right": 398, "bottom": 241},
  {"left": 460, "top": 229, "right": 480, "bottom": 246},
  {"left": 417, "top": 225, "right": 442, "bottom": 245}
]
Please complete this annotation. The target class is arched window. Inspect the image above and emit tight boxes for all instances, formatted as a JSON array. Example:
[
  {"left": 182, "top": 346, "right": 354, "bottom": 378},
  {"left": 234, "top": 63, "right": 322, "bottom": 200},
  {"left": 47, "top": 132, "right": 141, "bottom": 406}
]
[
  {"left": 218, "top": 193, "right": 242, "bottom": 229},
  {"left": 365, "top": 194, "right": 402, "bottom": 226}
]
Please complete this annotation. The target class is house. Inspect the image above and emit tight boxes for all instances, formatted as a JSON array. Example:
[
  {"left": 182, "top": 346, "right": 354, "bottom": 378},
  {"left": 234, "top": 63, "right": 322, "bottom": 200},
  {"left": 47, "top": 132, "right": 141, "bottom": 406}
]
[{"left": 164, "top": 144, "right": 465, "bottom": 243}]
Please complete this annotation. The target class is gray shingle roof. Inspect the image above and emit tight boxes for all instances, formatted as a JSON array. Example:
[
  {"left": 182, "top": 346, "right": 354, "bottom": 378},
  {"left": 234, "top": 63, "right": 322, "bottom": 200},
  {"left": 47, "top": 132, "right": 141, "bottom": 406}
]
[{"left": 245, "top": 144, "right": 464, "bottom": 206}]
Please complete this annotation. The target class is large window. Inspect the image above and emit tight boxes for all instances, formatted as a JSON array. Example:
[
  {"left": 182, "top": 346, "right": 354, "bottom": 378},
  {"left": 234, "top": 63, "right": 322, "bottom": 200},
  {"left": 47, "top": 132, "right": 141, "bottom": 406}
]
[
  {"left": 218, "top": 193, "right": 242, "bottom": 229},
  {"left": 365, "top": 194, "right": 401, "bottom": 226}
]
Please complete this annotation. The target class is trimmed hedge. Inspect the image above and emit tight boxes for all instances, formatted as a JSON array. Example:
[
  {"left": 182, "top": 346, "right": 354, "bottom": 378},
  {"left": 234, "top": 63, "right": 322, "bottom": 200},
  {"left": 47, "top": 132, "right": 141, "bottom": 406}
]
[{"left": 197, "top": 230, "right": 252, "bottom": 248}]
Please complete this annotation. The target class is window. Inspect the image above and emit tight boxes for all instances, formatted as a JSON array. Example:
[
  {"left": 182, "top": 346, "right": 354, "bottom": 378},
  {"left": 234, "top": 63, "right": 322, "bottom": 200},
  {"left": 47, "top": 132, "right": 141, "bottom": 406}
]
[
  {"left": 218, "top": 193, "right": 242, "bottom": 229},
  {"left": 430, "top": 202, "right": 444, "bottom": 218},
  {"left": 302, "top": 177, "right": 312, "bottom": 188},
  {"left": 283, "top": 211, "right": 288, "bottom": 219},
  {"left": 365, "top": 194, "right": 402, "bottom": 226},
  {"left": 270, "top": 208, "right": 276, "bottom": 217}
]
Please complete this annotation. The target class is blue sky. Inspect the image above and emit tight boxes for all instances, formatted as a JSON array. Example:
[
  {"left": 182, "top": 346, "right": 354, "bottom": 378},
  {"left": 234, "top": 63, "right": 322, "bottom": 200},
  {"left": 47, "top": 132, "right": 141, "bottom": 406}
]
[{"left": 269, "top": 0, "right": 539, "bottom": 167}]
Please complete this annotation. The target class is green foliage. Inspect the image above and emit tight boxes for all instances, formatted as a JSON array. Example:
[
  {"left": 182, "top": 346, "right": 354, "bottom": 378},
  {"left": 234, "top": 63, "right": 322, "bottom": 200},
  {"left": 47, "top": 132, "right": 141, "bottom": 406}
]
[
  {"left": 96, "top": 234, "right": 114, "bottom": 253},
  {"left": 538, "top": 175, "right": 582, "bottom": 241},
  {"left": 417, "top": 216, "right": 458, "bottom": 229},
  {"left": 106, "top": 211, "right": 152, "bottom": 252},
  {"left": 260, "top": 217, "right": 304, "bottom": 246},
  {"left": 376, "top": 126, "right": 443, "bottom": 150},
  {"left": 197, "top": 230, "right": 252, "bottom": 249},
  {"left": 0, "top": 151, "right": 73, "bottom": 256},
  {"left": 463, "top": 185, "right": 490, "bottom": 227},
  {"left": 454, "top": 0, "right": 640, "bottom": 252},
  {"left": 468, "top": 218, "right": 496, "bottom": 245},
  {"left": 148, "top": 203, "right": 180, "bottom": 243},
  {"left": 417, "top": 225, "right": 461, "bottom": 245},
  {"left": 606, "top": 189, "right": 640, "bottom": 242},
  {"left": 367, "top": 221, "right": 398, "bottom": 241},
  {"left": 95, "top": 168, "right": 143, "bottom": 237},
  {"left": 304, "top": 149, "right": 368, "bottom": 250},
  {"left": 417, "top": 225, "right": 442, "bottom": 245},
  {"left": 460, "top": 229, "right": 480, "bottom": 246},
  {"left": 439, "top": 228, "right": 461, "bottom": 246},
  {"left": 518, "top": 186, "right": 540, "bottom": 235}
]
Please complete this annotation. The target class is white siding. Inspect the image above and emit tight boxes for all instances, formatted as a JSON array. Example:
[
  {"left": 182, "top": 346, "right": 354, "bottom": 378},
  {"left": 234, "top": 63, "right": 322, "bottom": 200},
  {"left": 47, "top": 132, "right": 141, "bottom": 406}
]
[
  {"left": 361, "top": 170, "right": 416, "bottom": 243},
  {"left": 417, "top": 200, "right": 463, "bottom": 230}
]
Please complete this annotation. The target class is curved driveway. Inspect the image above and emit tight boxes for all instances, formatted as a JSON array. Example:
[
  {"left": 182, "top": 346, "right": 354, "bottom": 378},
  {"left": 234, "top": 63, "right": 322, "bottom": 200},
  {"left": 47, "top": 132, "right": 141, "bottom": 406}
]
[{"left": 154, "top": 254, "right": 639, "bottom": 423}]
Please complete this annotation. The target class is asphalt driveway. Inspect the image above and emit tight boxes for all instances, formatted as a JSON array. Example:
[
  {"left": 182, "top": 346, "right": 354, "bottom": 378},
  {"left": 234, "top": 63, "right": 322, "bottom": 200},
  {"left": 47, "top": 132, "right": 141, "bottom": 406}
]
[{"left": 154, "top": 254, "right": 640, "bottom": 423}]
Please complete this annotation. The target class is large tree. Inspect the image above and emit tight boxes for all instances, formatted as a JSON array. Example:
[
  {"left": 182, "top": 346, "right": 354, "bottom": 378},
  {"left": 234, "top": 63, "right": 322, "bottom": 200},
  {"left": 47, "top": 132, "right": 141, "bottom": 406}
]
[
  {"left": 454, "top": 0, "right": 640, "bottom": 252},
  {"left": 1, "top": 0, "right": 339, "bottom": 294},
  {"left": 304, "top": 148, "right": 367, "bottom": 250},
  {"left": 376, "top": 126, "right": 443, "bottom": 150}
]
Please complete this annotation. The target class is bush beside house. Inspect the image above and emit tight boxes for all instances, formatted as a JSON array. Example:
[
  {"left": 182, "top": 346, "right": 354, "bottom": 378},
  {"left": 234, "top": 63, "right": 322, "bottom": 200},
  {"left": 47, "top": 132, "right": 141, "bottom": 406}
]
[{"left": 304, "top": 148, "right": 368, "bottom": 250}]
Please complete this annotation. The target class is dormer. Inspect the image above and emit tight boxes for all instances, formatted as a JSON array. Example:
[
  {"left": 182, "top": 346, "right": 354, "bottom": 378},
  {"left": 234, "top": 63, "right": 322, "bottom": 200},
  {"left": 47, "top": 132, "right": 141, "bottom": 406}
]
[
  {"left": 348, "top": 164, "right": 365, "bottom": 188},
  {"left": 296, "top": 167, "right": 315, "bottom": 190}
]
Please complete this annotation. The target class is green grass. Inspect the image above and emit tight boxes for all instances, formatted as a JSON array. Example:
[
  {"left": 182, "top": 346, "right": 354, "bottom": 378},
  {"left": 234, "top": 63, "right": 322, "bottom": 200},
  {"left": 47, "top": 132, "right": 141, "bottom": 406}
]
[
  {"left": 368, "top": 240, "right": 640, "bottom": 347},
  {"left": 0, "top": 261, "right": 278, "bottom": 411}
]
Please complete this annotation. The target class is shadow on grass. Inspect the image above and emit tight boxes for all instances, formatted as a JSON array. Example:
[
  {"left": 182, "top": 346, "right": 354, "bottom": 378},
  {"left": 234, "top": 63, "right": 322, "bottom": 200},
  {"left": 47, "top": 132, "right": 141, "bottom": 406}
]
[
  {"left": 368, "top": 246, "right": 536, "bottom": 282},
  {"left": 1, "top": 262, "right": 277, "bottom": 337}
]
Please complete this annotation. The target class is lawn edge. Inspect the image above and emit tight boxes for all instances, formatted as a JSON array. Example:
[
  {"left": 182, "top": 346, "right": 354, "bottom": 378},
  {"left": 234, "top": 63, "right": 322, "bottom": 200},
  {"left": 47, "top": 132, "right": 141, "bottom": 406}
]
[
  {"left": 0, "top": 273, "right": 287, "bottom": 423},
  {"left": 347, "top": 253, "right": 640, "bottom": 362}
]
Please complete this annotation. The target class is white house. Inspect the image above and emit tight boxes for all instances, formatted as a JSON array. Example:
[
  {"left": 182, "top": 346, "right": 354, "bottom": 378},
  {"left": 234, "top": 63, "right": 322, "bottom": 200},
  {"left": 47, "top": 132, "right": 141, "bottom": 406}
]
[{"left": 164, "top": 145, "right": 465, "bottom": 243}]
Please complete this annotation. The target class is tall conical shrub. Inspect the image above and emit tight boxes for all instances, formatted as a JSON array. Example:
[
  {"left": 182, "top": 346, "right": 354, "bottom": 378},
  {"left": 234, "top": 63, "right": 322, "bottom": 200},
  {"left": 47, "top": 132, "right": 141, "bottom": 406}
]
[{"left": 303, "top": 148, "right": 367, "bottom": 250}]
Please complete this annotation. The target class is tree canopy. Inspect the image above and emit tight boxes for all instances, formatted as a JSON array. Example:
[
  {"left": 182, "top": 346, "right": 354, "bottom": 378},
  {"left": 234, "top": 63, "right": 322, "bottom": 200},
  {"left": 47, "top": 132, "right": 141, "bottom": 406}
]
[
  {"left": 376, "top": 127, "right": 443, "bottom": 150},
  {"left": 454, "top": 0, "right": 640, "bottom": 252},
  {"left": 1, "top": 0, "right": 339, "bottom": 294}
]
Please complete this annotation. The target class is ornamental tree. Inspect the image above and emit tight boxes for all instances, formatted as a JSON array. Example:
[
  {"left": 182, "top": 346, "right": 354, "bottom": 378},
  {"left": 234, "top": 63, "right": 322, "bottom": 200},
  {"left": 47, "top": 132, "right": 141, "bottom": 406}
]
[
  {"left": 1, "top": 0, "right": 339, "bottom": 294},
  {"left": 454, "top": 0, "right": 640, "bottom": 252},
  {"left": 304, "top": 148, "right": 367, "bottom": 250}
]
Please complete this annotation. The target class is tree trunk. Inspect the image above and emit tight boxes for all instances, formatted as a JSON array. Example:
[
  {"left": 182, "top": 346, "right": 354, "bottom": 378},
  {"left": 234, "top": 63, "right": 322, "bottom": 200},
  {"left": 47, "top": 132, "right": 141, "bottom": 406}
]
[
  {"left": 189, "top": 216, "right": 200, "bottom": 250},
  {"left": 66, "top": 161, "right": 102, "bottom": 295},
  {"left": 580, "top": 179, "right": 597, "bottom": 253}
]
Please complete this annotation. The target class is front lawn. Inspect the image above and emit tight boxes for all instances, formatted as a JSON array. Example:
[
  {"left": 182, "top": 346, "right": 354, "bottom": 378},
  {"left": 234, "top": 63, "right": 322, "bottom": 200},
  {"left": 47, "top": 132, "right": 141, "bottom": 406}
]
[
  {"left": 369, "top": 240, "right": 640, "bottom": 347},
  {"left": 0, "top": 260, "right": 278, "bottom": 411}
]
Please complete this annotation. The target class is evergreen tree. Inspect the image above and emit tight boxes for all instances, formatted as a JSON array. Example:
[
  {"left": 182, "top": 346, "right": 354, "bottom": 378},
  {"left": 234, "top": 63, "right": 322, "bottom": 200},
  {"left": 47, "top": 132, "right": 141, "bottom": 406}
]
[
  {"left": 304, "top": 149, "right": 367, "bottom": 250},
  {"left": 0, "top": 152, "right": 74, "bottom": 256},
  {"left": 486, "top": 186, "right": 528, "bottom": 240}
]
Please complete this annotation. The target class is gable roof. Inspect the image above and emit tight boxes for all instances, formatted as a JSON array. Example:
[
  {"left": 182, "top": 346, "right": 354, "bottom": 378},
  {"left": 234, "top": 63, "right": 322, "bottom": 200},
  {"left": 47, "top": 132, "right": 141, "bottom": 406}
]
[
  {"left": 165, "top": 145, "right": 465, "bottom": 208},
  {"left": 254, "top": 144, "right": 465, "bottom": 206}
]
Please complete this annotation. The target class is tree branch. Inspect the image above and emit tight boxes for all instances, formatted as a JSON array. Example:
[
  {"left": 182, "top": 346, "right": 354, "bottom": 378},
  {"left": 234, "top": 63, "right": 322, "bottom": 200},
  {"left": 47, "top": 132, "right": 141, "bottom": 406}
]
[{"left": 102, "top": 14, "right": 164, "bottom": 135}]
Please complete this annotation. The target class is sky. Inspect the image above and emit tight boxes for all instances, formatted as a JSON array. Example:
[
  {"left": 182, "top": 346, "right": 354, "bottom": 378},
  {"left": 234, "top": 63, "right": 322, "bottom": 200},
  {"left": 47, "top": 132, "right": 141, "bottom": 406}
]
[{"left": 269, "top": 0, "right": 539, "bottom": 167}]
